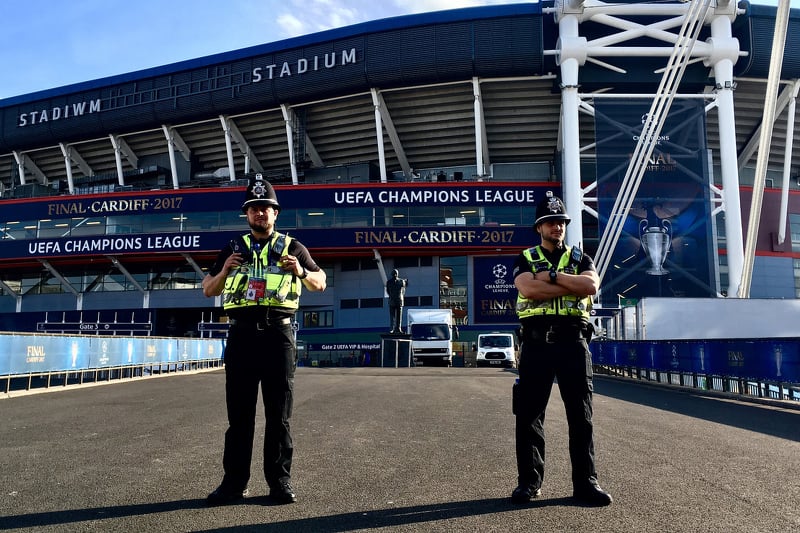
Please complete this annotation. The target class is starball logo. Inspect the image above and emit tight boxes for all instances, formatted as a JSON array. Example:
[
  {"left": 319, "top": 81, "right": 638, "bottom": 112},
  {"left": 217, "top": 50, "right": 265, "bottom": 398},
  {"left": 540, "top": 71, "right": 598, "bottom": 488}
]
[
  {"left": 484, "top": 263, "right": 515, "bottom": 293},
  {"left": 629, "top": 113, "right": 677, "bottom": 171}
]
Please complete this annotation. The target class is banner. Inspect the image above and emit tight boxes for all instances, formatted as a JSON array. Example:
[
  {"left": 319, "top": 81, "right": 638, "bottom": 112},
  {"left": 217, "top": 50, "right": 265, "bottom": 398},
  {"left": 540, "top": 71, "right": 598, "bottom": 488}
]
[
  {"left": 0, "top": 334, "right": 224, "bottom": 375},
  {"left": 591, "top": 339, "right": 800, "bottom": 384},
  {"left": 0, "top": 183, "right": 548, "bottom": 221},
  {"left": 595, "top": 99, "right": 716, "bottom": 306},
  {"left": 472, "top": 256, "right": 518, "bottom": 324}
]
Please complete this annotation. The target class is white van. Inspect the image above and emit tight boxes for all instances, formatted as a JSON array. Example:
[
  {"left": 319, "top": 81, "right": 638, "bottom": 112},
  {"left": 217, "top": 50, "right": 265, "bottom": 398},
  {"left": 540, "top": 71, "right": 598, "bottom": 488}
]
[{"left": 474, "top": 332, "right": 517, "bottom": 368}]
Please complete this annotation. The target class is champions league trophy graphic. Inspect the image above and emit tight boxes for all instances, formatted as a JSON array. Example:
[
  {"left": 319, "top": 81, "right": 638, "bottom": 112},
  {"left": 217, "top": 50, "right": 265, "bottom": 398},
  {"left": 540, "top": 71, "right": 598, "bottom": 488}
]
[{"left": 639, "top": 218, "right": 672, "bottom": 275}]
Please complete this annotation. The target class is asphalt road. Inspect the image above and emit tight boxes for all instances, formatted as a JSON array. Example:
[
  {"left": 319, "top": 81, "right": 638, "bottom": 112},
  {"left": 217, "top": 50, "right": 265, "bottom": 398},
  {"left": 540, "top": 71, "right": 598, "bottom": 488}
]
[{"left": 1, "top": 367, "right": 798, "bottom": 532}]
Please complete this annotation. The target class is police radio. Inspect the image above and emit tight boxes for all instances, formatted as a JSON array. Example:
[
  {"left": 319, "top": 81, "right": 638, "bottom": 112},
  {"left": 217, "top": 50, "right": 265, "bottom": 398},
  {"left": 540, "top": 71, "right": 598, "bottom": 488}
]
[{"left": 230, "top": 237, "right": 253, "bottom": 264}]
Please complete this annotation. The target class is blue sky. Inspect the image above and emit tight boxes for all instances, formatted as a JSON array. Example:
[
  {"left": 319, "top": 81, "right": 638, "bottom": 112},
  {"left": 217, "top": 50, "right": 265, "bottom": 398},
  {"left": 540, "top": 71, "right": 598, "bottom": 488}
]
[{"left": 0, "top": 0, "right": 795, "bottom": 100}]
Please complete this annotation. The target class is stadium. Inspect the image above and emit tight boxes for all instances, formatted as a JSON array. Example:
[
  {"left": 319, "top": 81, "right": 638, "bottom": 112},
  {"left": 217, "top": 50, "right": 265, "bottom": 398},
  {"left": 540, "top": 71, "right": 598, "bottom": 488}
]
[{"left": 1, "top": 0, "right": 799, "bottom": 369}]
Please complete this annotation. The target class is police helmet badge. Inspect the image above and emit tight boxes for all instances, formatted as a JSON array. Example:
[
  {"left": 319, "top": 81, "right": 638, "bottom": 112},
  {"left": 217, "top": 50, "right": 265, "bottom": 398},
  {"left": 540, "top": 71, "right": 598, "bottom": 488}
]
[
  {"left": 534, "top": 191, "right": 571, "bottom": 226},
  {"left": 241, "top": 173, "right": 281, "bottom": 213}
]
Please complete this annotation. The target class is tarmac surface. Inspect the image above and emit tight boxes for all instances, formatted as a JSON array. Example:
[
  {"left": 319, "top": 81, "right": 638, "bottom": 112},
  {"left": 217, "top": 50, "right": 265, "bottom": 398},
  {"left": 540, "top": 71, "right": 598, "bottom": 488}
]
[{"left": 1, "top": 367, "right": 799, "bottom": 533}]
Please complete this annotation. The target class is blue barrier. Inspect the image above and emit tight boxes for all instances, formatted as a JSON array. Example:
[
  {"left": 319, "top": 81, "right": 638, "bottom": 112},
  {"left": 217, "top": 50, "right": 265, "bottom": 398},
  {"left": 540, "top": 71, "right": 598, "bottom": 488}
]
[
  {"left": 591, "top": 338, "right": 800, "bottom": 384},
  {"left": 0, "top": 334, "right": 225, "bottom": 376}
]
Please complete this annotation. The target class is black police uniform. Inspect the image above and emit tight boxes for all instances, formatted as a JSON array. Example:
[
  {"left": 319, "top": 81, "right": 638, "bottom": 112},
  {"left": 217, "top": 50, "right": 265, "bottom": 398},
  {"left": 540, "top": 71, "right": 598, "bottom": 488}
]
[
  {"left": 512, "top": 248, "right": 597, "bottom": 487},
  {"left": 206, "top": 176, "right": 322, "bottom": 506},
  {"left": 208, "top": 236, "right": 317, "bottom": 497},
  {"left": 511, "top": 193, "right": 611, "bottom": 506}
]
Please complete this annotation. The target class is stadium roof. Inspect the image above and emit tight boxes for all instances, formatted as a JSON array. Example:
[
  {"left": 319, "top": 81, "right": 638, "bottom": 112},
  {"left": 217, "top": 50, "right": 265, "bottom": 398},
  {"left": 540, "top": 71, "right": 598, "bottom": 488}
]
[{"left": 1, "top": 1, "right": 799, "bottom": 196}]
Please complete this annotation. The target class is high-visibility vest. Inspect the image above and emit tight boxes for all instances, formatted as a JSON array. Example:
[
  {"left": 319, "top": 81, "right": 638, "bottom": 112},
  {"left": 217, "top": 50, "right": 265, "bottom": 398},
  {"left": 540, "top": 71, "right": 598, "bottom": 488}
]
[
  {"left": 516, "top": 245, "right": 592, "bottom": 320},
  {"left": 222, "top": 232, "right": 301, "bottom": 311}
]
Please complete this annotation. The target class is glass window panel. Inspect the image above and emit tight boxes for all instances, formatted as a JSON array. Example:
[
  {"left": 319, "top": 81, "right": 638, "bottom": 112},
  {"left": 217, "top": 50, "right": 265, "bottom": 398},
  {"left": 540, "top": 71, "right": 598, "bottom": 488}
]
[
  {"left": 220, "top": 211, "right": 246, "bottom": 230},
  {"left": 409, "top": 206, "right": 445, "bottom": 226},
  {"left": 338, "top": 207, "right": 375, "bottom": 227},
  {"left": 4, "top": 219, "right": 38, "bottom": 240},
  {"left": 69, "top": 217, "right": 106, "bottom": 236},
  {"left": 106, "top": 215, "right": 144, "bottom": 234},
  {"left": 303, "top": 311, "right": 334, "bottom": 328},
  {"left": 440, "top": 256, "right": 468, "bottom": 323},
  {"left": 141, "top": 213, "right": 183, "bottom": 233},
  {"left": 360, "top": 298, "right": 383, "bottom": 308},
  {"left": 298, "top": 209, "right": 330, "bottom": 228}
]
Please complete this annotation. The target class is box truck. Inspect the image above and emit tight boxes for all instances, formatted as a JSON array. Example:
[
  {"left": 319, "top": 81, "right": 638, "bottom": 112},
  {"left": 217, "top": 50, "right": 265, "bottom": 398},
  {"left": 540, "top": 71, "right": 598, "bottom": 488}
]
[{"left": 406, "top": 308, "right": 457, "bottom": 367}]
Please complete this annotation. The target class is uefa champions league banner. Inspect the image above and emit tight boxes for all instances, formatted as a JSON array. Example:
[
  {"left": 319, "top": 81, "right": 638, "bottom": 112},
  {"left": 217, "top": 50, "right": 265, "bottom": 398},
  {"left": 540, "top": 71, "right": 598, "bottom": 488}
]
[
  {"left": 591, "top": 339, "right": 800, "bottom": 383},
  {"left": 472, "top": 256, "right": 518, "bottom": 324},
  {"left": 594, "top": 99, "right": 717, "bottom": 306},
  {"left": 0, "top": 334, "right": 224, "bottom": 375}
]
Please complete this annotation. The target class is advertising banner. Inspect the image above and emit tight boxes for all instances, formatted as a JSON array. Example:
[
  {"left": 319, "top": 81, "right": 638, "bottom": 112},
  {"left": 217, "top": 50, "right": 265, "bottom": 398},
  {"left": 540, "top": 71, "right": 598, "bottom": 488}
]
[
  {"left": 2, "top": 226, "right": 537, "bottom": 261},
  {"left": 472, "top": 256, "right": 519, "bottom": 324},
  {"left": 0, "top": 183, "right": 549, "bottom": 259},
  {"left": 0, "top": 334, "right": 225, "bottom": 376},
  {"left": 6, "top": 335, "right": 92, "bottom": 374},
  {"left": 0, "top": 183, "right": 546, "bottom": 220},
  {"left": 591, "top": 339, "right": 800, "bottom": 383},
  {"left": 595, "top": 99, "right": 716, "bottom": 305}
]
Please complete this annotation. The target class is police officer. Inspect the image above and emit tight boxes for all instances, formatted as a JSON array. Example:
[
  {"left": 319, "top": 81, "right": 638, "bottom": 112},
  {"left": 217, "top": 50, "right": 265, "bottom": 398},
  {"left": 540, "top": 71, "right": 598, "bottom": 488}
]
[
  {"left": 202, "top": 176, "right": 326, "bottom": 506},
  {"left": 510, "top": 192, "right": 612, "bottom": 506}
]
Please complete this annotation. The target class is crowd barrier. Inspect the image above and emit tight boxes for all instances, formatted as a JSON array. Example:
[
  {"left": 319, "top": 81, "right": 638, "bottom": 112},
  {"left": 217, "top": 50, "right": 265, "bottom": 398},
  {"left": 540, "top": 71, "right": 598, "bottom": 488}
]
[
  {"left": 4, "top": 333, "right": 798, "bottom": 401},
  {"left": 1, "top": 333, "right": 224, "bottom": 394},
  {"left": 591, "top": 338, "right": 800, "bottom": 402}
]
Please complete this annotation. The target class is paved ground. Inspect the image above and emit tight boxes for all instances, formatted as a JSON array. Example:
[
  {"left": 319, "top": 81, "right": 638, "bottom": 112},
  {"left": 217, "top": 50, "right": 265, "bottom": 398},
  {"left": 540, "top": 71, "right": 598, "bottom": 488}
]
[{"left": 1, "top": 367, "right": 799, "bottom": 532}]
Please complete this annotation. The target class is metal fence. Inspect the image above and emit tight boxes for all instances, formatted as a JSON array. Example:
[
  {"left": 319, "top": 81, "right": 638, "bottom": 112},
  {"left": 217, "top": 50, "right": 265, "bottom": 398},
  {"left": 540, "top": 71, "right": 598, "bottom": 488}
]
[
  {"left": 595, "top": 364, "right": 800, "bottom": 403},
  {"left": 3, "top": 359, "right": 223, "bottom": 395}
]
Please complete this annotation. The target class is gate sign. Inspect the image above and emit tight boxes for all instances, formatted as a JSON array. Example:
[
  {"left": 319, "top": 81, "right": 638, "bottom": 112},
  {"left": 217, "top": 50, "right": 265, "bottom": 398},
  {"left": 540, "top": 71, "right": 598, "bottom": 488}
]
[{"left": 36, "top": 322, "right": 152, "bottom": 333}]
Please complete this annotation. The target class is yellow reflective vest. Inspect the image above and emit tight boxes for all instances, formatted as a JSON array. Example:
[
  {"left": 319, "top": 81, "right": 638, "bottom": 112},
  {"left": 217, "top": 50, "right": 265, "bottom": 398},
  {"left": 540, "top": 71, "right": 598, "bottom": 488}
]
[
  {"left": 222, "top": 232, "right": 301, "bottom": 312},
  {"left": 516, "top": 245, "right": 592, "bottom": 320}
]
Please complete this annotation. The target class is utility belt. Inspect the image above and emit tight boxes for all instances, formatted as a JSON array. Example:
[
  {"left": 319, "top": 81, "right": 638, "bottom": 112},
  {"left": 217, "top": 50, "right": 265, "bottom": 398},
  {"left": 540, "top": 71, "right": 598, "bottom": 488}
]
[
  {"left": 520, "top": 320, "right": 591, "bottom": 344},
  {"left": 228, "top": 309, "right": 294, "bottom": 329}
]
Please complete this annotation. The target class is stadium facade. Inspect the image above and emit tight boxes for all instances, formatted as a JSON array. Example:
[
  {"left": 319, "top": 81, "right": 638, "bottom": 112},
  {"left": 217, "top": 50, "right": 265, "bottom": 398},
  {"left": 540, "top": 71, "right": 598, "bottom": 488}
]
[{"left": 1, "top": 1, "right": 799, "bottom": 364}]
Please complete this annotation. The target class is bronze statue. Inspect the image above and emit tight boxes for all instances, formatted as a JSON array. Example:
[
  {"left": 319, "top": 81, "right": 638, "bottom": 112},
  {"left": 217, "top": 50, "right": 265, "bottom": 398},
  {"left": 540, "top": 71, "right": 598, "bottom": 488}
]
[{"left": 386, "top": 269, "right": 408, "bottom": 333}]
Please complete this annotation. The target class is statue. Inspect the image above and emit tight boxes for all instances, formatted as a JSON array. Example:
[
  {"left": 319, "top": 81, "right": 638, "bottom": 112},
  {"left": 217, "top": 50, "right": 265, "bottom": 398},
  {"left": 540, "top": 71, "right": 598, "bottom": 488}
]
[{"left": 386, "top": 269, "right": 408, "bottom": 333}]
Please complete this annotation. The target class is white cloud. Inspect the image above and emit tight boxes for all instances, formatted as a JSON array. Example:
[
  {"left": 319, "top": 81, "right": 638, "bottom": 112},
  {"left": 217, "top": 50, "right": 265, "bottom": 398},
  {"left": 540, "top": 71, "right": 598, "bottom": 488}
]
[{"left": 277, "top": 13, "right": 309, "bottom": 37}]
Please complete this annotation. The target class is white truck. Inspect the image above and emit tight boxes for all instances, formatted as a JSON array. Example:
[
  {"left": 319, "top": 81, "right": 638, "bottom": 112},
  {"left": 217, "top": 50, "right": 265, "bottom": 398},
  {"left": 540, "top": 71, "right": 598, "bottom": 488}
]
[
  {"left": 406, "top": 308, "right": 457, "bottom": 367},
  {"left": 474, "top": 332, "right": 517, "bottom": 368}
]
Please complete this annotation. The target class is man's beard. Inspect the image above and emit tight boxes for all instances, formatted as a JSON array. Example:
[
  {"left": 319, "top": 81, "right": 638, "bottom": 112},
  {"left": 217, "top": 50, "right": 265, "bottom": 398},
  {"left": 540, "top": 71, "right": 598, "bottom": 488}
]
[
  {"left": 544, "top": 234, "right": 564, "bottom": 248},
  {"left": 249, "top": 220, "right": 269, "bottom": 234}
]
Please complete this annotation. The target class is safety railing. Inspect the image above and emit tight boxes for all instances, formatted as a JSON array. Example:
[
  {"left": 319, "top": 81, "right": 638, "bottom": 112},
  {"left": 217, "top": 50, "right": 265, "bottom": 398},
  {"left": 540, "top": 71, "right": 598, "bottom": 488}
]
[
  {"left": 595, "top": 364, "right": 800, "bottom": 403},
  {"left": 2, "top": 358, "right": 223, "bottom": 395}
]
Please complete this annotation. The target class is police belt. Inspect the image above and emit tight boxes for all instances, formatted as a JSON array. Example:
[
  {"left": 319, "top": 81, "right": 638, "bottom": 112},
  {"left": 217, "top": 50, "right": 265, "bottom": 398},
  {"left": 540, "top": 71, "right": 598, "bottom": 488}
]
[
  {"left": 228, "top": 310, "right": 294, "bottom": 329},
  {"left": 522, "top": 323, "right": 588, "bottom": 344}
]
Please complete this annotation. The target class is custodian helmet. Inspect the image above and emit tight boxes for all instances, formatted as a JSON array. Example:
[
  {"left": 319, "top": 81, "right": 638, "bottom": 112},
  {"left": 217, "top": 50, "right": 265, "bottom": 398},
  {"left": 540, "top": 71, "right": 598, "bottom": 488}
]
[
  {"left": 534, "top": 192, "right": 571, "bottom": 226},
  {"left": 241, "top": 174, "right": 281, "bottom": 213}
]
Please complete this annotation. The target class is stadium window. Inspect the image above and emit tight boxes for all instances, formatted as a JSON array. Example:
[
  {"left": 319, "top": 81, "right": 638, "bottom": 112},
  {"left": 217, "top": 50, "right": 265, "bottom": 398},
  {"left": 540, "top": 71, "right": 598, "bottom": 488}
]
[
  {"left": 794, "top": 259, "right": 800, "bottom": 298},
  {"left": 341, "top": 259, "right": 360, "bottom": 272},
  {"left": 405, "top": 296, "right": 433, "bottom": 307},
  {"left": 394, "top": 256, "right": 433, "bottom": 269},
  {"left": 790, "top": 215, "right": 800, "bottom": 253},
  {"left": 303, "top": 310, "right": 332, "bottom": 328},
  {"left": 360, "top": 298, "right": 383, "bottom": 308},
  {"left": 341, "top": 258, "right": 377, "bottom": 271},
  {"left": 340, "top": 299, "right": 359, "bottom": 309},
  {"left": 440, "top": 256, "right": 467, "bottom": 319}
]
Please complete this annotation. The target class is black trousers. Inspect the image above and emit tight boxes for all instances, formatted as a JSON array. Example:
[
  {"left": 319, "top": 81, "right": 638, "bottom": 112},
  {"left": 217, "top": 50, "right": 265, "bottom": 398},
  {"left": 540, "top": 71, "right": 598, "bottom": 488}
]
[
  {"left": 515, "top": 327, "right": 597, "bottom": 490},
  {"left": 219, "top": 321, "right": 296, "bottom": 491}
]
